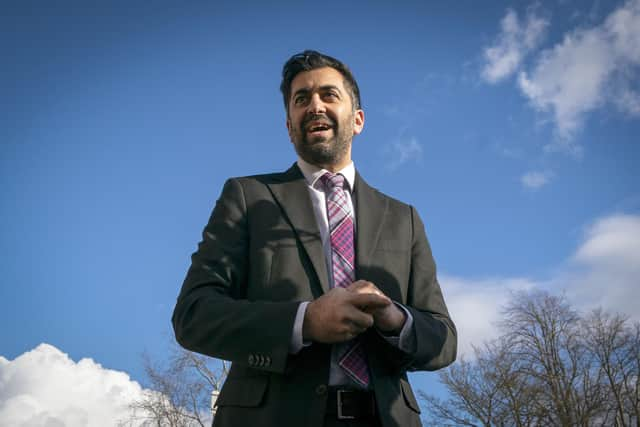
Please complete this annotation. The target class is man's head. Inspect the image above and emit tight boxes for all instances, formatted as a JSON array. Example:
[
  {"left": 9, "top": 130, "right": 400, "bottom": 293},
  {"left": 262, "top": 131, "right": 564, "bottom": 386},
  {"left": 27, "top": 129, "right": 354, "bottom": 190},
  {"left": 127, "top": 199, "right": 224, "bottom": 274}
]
[
  {"left": 281, "top": 50, "right": 364, "bottom": 171},
  {"left": 280, "top": 50, "right": 361, "bottom": 113}
]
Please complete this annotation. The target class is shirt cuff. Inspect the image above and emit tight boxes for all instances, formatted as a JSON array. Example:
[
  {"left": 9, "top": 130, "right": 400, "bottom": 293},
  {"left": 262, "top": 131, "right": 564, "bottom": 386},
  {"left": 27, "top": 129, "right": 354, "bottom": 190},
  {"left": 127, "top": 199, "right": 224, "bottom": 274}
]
[
  {"left": 377, "top": 303, "right": 416, "bottom": 353},
  {"left": 289, "top": 301, "right": 312, "bottom": 354}
]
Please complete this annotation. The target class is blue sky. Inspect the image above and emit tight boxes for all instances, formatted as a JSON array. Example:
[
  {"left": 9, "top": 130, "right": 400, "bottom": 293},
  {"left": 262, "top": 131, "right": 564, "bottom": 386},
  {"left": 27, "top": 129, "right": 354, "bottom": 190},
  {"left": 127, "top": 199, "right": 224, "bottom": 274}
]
[{"left": 2, "top": 0, "right": 639, "bottom": 423}]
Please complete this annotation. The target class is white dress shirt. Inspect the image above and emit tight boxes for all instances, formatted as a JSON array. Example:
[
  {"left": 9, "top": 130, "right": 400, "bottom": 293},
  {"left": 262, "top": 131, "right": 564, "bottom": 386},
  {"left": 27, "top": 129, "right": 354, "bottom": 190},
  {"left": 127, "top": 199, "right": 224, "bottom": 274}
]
[{"left": 289, "top": 158, "right": 415, "bottom": 388}]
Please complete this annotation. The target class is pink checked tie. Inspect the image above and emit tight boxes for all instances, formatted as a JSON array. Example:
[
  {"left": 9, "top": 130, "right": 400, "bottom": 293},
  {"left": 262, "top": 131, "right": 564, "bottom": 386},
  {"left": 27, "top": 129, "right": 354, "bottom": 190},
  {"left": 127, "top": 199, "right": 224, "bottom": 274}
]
[{"left": 320, "top": 172, "right": 370, "bottom": 387}]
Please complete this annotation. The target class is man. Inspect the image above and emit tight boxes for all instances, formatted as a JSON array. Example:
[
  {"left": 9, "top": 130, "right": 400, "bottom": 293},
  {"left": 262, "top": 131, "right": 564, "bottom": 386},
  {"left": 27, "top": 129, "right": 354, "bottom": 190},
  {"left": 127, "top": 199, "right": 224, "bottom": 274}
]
[{"left": 172, "top": 50, "right": 456, "bottom": 427}]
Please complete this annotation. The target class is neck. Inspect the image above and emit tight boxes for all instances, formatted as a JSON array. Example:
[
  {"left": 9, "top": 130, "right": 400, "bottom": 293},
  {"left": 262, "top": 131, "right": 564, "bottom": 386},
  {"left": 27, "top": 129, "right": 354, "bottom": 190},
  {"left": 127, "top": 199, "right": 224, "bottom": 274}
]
[
  {"left": 322, "top": 161, "right": 349, "bottom": 173},
  {"left": 315, "top": 148, "right": 353, "bottom": 172}
]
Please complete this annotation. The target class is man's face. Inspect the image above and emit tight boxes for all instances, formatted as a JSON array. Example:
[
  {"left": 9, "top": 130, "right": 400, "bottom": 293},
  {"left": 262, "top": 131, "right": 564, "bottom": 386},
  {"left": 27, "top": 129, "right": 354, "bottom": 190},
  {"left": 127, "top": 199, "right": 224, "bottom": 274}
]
[{"left": 286, "top": 67, "right": 364, "bottom": 169}]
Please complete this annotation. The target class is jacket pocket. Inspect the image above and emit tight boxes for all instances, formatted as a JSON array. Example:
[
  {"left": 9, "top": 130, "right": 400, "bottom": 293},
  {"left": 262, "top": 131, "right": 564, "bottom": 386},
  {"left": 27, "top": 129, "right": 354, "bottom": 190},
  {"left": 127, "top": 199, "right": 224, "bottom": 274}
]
[
  {"left": 400, "top": 378, "right": 421, "bottom": 414},
  {"left": 215, "top": 375, "right": 269, "bottom": 408}
]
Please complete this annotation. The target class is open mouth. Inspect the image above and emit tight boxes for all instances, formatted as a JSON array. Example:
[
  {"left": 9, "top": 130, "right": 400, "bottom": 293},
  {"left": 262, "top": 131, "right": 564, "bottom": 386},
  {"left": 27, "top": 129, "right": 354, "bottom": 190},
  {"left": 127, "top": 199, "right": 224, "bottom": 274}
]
[{"left": 306, "top": 122, "right": 333, "bottom": 136}]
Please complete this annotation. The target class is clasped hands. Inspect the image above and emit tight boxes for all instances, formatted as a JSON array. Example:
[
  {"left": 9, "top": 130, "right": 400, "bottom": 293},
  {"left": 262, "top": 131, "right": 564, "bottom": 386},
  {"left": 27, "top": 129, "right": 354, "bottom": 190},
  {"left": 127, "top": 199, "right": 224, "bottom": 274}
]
[{"left": 302, "top": 280, "right": 406, "bottom": 343}]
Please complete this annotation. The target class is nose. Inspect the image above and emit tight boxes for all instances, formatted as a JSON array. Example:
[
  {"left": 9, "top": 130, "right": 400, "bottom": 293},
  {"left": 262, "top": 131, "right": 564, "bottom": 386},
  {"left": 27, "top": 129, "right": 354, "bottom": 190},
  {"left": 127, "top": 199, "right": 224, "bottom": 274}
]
[{"left": 306, "top": 93, "right": 326, "bottom": 115}]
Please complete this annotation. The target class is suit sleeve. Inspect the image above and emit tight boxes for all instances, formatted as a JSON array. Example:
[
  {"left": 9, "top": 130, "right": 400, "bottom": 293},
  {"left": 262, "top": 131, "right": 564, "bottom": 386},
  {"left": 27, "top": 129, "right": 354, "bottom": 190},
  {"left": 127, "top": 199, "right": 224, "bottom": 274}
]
[
  {"left": 172, "top": 178, "right": 300, "bottom": 374},
  {"left": 370, "top": 206, "right": 457, "bottom": 373}
]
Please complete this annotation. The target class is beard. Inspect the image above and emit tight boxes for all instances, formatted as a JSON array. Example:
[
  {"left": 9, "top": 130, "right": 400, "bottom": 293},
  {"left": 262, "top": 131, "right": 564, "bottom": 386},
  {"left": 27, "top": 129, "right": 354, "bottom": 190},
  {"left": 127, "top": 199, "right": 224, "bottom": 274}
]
[{"left": 290, "top": 113, "right": 353, "bottom": 167}]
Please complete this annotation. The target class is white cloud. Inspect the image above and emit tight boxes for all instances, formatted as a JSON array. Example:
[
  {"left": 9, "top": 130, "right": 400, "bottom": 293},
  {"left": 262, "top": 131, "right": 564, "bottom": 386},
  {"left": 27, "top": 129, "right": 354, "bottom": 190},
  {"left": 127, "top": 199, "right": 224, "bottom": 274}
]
[
  {"left": 0, "top": 344, "right": 147, "bottom": 427},
  {"left": 521, "top": 170, "right": 553, "bottom": 189},
  {"left": 616, "top": 87, "right": 640, "bottom": 115},
  {"left": 441, "top": 276, "right": 538, "bottom": 357},
  {"left": 517, "top": 0, "right": 640, "bottom": 142},
  {"left": 385, "top": 137, "right": 423, "bottom": 171},
  {"left": 441, "top": 212, "right": 640, "bottom": 357},
  {"left": 518, "top": 28, "right": 614, "bottom": 139},
  {"left": 481, "top": 8, "right": 549, "bottom": 83},
  {"left": 607, "top": 0, "right": 640, "bottom": 66},
  {"left": 564, "top": 213, "right": 640, "bottom": 319}
]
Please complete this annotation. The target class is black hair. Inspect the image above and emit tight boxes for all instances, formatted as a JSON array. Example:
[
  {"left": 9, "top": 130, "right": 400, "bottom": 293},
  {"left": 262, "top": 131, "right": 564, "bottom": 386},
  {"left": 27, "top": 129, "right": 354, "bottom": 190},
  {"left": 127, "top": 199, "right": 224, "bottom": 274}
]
[{"left": 280, "top": 50, "right": 361, "bottom": 112}]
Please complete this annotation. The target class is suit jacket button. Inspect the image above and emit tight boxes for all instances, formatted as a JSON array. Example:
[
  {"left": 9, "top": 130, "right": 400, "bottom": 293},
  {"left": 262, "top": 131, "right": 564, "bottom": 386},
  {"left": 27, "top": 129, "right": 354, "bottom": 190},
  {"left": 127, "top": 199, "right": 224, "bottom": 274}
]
[
  {"left": 315, "top": 384, "right": 327, "bottom": 396},
  {"left": 248, "top": 354, "right": 255, "bottom": 366}
]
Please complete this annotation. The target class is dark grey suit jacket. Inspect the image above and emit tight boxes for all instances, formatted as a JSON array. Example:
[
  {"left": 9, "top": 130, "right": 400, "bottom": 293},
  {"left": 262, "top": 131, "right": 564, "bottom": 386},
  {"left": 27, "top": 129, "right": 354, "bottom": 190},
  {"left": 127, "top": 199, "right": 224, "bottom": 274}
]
[{"left": 172, "top": 164, "right": 457, "bottom": 427}]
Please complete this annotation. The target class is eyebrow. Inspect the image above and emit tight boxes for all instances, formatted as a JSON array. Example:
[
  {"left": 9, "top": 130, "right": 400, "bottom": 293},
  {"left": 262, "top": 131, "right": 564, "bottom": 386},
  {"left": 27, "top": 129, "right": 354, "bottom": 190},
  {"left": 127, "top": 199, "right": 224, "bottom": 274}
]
[{"left": 292, "top": 84, "right": 343, "bottom": 98}]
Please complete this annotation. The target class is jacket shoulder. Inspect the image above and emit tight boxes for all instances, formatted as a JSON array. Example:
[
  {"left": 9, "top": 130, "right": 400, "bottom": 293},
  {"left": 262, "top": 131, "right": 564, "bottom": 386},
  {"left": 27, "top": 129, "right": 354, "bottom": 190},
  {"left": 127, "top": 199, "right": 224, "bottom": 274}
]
[
  {"left": 356, "top": 173, "right": 415, "bottom": 214},
  {"left": 227, "top": 164, "right": 302, "bottom": 188}
]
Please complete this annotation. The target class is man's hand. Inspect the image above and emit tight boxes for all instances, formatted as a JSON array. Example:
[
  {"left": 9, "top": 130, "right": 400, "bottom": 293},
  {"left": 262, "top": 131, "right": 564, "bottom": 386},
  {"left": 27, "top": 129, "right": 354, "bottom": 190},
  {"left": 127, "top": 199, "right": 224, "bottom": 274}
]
[
  {"left": 303, "top": 285, "right": 390, "bottom": 343},
  {"left": 348, "top": 281, "right": 406, "bottom": 334}
]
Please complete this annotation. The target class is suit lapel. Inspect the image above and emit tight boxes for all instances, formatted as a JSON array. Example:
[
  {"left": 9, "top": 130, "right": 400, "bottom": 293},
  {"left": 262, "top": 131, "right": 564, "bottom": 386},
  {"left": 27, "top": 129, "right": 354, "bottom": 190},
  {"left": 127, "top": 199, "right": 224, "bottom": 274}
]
[
  {"left": 267, "top": 164, "right": 331, "bottom": 294},
  {"left": 354, "top": 172, "right": 387, "bottom": 280}
]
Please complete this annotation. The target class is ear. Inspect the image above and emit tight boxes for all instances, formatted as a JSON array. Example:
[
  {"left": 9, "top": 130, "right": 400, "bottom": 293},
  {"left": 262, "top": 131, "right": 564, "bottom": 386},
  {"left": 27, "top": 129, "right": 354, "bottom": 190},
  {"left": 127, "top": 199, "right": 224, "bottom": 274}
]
[
  {"left": 352, "top": 109, "right": 365, "bottom": 135},
  {"left": 286, "top": 116, "right": 292, "bottom": 138}
]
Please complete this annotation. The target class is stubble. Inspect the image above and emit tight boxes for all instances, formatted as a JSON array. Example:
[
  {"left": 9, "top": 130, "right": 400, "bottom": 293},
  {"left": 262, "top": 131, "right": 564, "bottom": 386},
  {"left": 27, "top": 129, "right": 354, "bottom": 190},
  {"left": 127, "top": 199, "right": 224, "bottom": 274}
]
[{"left": 290, "top": 112, "right": 353, "bottom": 167}]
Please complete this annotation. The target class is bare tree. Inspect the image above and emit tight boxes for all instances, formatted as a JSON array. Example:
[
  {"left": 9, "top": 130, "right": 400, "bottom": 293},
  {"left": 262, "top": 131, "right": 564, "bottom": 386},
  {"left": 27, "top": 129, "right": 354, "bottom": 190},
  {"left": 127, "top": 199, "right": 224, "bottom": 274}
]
[
  {"left": 421, "top": 290, "right": 639, "bottom": 427},
  {"left": 582, "top": 309, "right": 640, "bottom": 427},
  {"left": 500, "top": 291, "right": 603, "bottom": 426},
  {"left": 120, "top": 341, "right": 228, "bottom": 427},
  {"left": 421, "top": 337, "right": 540, "bottom": 427}
]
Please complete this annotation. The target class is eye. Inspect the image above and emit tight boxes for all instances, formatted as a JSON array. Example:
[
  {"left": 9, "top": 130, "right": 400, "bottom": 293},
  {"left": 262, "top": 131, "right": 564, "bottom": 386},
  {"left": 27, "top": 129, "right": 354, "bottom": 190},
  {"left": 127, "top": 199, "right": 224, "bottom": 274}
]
[
  {"left": 293, "top": 94, "right": 308, "bottom": 105},
  {"left": 323, "top": 92, "right": 339, "bottom": 100}
]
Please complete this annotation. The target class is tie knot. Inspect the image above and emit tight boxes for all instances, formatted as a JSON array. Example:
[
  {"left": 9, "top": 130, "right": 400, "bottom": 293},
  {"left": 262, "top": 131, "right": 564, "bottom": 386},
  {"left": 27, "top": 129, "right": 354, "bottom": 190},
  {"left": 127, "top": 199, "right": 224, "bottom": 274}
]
[{"left": 320, "top": 172, "right": 345, "bottom": 191}]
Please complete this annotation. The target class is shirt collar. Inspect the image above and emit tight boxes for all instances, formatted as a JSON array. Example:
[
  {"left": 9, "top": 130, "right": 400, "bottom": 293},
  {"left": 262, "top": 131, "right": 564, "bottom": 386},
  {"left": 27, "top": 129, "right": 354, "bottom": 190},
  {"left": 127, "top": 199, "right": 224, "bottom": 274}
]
[{"left": 296, "top": 157, "right": 356, "bottom": 192}]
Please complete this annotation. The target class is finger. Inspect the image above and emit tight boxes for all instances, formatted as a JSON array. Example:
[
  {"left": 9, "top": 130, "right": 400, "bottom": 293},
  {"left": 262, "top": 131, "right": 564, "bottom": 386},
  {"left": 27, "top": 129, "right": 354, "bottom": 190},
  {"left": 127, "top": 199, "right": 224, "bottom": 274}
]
[
  {"left": 345, "top": 280, "right": 375, "bottom": 291},
  {"left": 344, "top": 330, "right": 359, "bottom": 342},
  {"left": 348, "top": 282, "right": 388, "bottom": 301},
  {"left": 352, "top": 287, "right": 385, "bottom": 297},
  {"left": 347, "top": 309, "right": 375, "bottom": 330},
  {"left": 351, "top": 292, "right": 391, "bottom": 309},
  {"left": 346, "top": 280, "right": 377, "bottom": 293}
]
